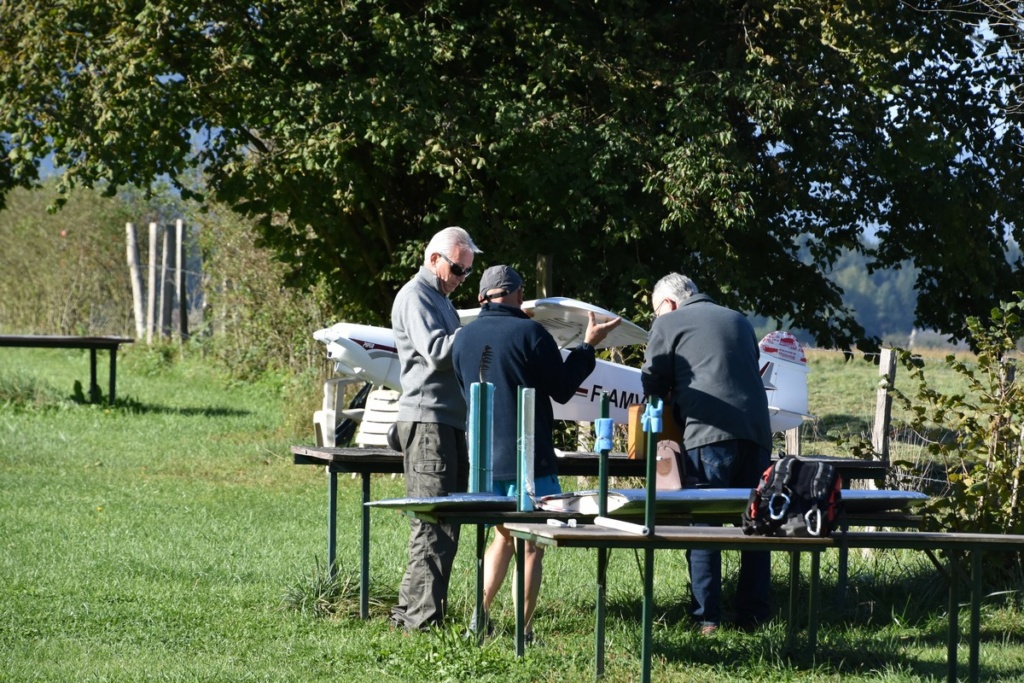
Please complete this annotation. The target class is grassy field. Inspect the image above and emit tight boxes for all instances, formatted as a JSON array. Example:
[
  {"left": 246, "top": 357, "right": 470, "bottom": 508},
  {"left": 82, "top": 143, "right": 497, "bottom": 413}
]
[
  {"left": 2, "top": 345, "right": 1024, "bottom": 682},
  {"left": 795, "top": 348, "right": 971, "bottom": 464}
]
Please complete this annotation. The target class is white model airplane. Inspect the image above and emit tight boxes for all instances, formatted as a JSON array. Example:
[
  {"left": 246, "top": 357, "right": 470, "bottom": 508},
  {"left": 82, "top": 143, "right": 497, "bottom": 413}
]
[{"left": 313, "top": 297, "right": 811, "bottom": 444}]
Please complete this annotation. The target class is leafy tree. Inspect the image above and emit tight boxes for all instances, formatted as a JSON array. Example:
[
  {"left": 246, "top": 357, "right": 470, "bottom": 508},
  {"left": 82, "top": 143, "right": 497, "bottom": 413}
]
[
  {"left": 3, "top": 2, "right": 1023, "bottom": 346},
  {"left": 977, "top": 1, "right": 1024, "bottom": 116}
]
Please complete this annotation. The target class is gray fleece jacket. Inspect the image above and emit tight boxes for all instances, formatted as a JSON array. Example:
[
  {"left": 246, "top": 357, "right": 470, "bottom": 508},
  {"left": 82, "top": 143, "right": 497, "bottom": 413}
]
[{"left": 390, "top": 266, "right": 467, "bottom": 429}]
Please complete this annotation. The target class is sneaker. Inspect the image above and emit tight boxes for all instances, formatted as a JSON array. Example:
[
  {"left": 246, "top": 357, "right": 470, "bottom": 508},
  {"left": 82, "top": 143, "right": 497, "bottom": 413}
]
[{"left": 700, "top": 624, "right": 719, "bottom": 636}]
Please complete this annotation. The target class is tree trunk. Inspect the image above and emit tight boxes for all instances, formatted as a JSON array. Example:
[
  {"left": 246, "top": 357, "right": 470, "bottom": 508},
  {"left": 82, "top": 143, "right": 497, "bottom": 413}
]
[{"left": 535, "top": 254, "right": 553, "bottom": 298}]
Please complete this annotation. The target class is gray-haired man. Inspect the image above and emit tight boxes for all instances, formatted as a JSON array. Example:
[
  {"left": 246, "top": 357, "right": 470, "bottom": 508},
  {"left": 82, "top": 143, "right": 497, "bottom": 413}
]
[{"left": 389, "top": 226, "right": 482, "bottom": 631}]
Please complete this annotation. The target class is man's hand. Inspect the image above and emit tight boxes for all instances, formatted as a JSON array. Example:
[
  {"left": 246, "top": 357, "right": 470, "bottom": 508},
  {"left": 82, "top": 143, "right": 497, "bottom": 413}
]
[{"left": 583, "top": 312, "right": 622, "bottom": 347}]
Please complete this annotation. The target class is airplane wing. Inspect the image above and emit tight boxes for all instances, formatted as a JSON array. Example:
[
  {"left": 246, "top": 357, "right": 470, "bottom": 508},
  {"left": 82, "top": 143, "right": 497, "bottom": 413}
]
[
  {"left": 459, "top": 297, "right": 648, "bottom": 350},
  {"left": 312, "top": 314, "right": 813, "bottom": 434}
]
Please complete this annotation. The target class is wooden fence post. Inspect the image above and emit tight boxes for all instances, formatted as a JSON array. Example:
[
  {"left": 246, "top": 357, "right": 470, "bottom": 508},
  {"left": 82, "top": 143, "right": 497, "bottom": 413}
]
[
  {"left": 159, "top": 225, "right": 176, "bottom": 339},
  {"left": 175, "top": 219, "right": 189, "bottom": 342},
  {"left": 125, "top": 222, "right": 146, "bottom": 339},
  {"left": 785, "top": 428, "right": 801, "bottom": 456},
  {"left": 146, "top": 222, "right": 158, "bottom": 345},
  {"left": 872, "top": 348, "right": 896, "bottom": 464}
]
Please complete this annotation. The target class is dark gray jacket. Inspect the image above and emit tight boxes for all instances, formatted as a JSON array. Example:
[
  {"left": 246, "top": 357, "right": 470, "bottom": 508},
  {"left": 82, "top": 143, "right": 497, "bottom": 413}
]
[{"left": 640, "top": 293, "right": 772, "bottom": 451}]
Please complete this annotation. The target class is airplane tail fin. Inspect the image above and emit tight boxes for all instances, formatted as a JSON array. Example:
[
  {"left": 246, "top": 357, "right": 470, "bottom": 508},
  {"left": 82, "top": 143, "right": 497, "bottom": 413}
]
[{"left": 758, "top": 331, "right": 812, "bottom": 432}]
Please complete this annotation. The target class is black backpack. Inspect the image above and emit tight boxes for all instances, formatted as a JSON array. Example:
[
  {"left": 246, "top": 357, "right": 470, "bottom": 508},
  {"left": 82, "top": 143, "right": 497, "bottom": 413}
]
[{"left": 741, "top": 456, "right": 844, "bottom": 537}]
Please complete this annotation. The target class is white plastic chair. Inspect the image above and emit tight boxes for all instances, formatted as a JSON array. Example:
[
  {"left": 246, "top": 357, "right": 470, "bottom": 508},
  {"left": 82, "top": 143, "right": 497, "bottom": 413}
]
[{"left": 352, "top": 388, "right": 401, "bottom": 448}]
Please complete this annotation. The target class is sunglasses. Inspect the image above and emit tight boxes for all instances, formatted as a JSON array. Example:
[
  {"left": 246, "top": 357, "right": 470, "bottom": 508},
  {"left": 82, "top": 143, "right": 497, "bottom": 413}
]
[{"left": 439, "top": 253, "right": 472, "bottom": 277}]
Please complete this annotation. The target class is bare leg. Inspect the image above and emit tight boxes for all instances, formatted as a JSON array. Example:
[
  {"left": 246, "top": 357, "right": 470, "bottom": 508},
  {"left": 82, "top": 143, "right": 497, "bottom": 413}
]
[
  {"left": 483, "top": 526, "right": 547, "bottom": 635},
  {"left": 513, "top": 540, "right": 546, "bottom": 634},
  {"left": 482, "top": 526, "right": 515, "bottom": 614}
]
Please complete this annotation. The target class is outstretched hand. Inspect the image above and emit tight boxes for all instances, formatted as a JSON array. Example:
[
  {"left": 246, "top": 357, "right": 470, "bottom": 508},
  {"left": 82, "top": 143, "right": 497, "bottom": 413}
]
[{"left": 583, "top": 311, "right": 622, "bottom": 348}]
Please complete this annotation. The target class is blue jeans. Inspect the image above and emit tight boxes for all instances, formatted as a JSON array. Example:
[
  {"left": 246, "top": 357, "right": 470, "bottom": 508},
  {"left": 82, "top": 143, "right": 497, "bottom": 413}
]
[{"left": 685, "top": 439, "right": 771, "bottom": 627}]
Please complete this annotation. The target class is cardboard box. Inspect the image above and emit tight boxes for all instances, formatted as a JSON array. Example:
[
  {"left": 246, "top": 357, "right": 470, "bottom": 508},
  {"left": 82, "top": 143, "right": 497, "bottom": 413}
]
[{"left": 627, "top": 403, "right": 684, "bottom": 458}]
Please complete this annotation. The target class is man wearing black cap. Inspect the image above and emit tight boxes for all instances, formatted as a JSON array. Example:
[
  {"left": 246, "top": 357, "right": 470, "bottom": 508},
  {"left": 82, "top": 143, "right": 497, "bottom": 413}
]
[{"left": 452, "top": 265, "right": 620, "bottom": 642}]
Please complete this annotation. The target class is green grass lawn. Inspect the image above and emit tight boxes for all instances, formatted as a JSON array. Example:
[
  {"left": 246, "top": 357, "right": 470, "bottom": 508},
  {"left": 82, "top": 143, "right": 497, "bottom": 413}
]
[{"left": 2, "top": 345, "right": 1023, "bottom": 682}]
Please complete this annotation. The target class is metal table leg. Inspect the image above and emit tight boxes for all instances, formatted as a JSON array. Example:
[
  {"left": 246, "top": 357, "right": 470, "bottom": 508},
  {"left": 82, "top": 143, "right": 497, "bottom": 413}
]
[
  {"left": 596, "top": 548, "right": 608, "bottom": 679},
  {"left": 947, "top": 555, "right": 959, "bottom": 683},
  {"left": 786, "top": 552, "right": 801, "bottom": 651},
  {"left": 108, "top": 347, "right": 118, "bottom": 404},
  {"left": 328, "top": 468, "right": 338, "bottom": 578},
  {"left": 641, "top": 547, "right": 654, "bottom": 683},
  {"left": 360, "top": 472, "right": 371, "bottom": 618},
  {"left": 473, "top": 524, "right": 486, "bottom": 645},
  {"left": 808, "top": 551, "right": 821, "bottom": 653},
  {"left": 515, "top": 536, "right": 525, "bottom": 657},
  {"left": 326, "top": 466, "right": 369, "bottom": 618},
  {"left": 89, "top": 348, "right": 100, "bottom": 402},
  {"left": 970, "top": 551, "right": 981, "bottom": 683}
]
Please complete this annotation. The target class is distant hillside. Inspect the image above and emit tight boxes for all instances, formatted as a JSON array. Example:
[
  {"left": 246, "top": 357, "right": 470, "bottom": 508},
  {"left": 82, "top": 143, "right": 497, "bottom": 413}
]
[{"left": 752, "top": 247, "right": 963, "bottom": 350}]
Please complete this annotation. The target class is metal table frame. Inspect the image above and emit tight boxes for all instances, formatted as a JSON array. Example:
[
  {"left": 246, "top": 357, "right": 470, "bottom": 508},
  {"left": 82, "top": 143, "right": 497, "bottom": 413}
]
[
  {"left": 291, "top": 445, "right": 890, "bottom": 622},
  {"left": 380, "top": 499, "right": 922, "bottom": 658},
  {"left": 291, "top": 446, "right": 649, "bottom": 618}
]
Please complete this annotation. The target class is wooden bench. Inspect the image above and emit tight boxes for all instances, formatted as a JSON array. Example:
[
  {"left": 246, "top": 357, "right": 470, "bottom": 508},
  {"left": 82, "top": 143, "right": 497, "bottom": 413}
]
[
  {"left": 505, "top": 522, "right": 1024, "bottom": 683},
  {"left": 0, "top": 335, "right": 134, "bottom": 404}
]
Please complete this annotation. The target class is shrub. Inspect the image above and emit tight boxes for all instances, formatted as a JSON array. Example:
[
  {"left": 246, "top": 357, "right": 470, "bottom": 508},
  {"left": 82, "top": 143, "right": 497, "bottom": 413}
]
[
  {"left": 193, "top": 207, "right": 335, "bottom": 381},
  {"left": 0, "top": 181, "right": 135, "bottom": 335},
  {"left": 891, "top": 293, "right": 1024, "bottom": 538}
]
